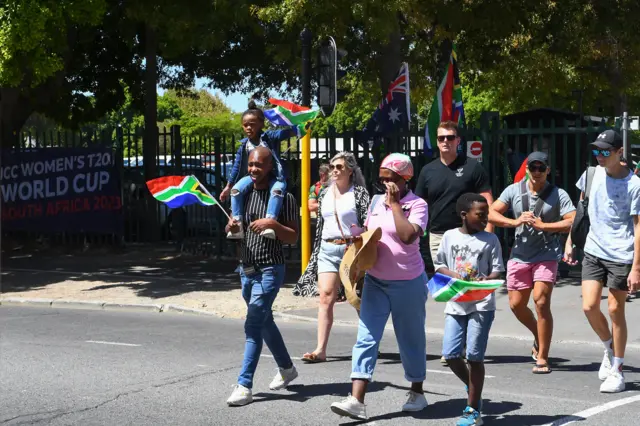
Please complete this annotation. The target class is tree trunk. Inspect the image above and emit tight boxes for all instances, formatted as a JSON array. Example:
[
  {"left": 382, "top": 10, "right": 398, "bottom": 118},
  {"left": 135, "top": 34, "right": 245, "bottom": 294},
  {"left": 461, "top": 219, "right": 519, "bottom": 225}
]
[
  {"left": 376, "top": 30, "right": 403, "bottom": 96},
  {"left": 143, "top": 24, "right": 158, "bottom": 181},
  {"left": 143, "top": 23, "right": 159, "bottom": 241},
  {"left": 0, "top": 88, "right": 33, "bottom": 149}
]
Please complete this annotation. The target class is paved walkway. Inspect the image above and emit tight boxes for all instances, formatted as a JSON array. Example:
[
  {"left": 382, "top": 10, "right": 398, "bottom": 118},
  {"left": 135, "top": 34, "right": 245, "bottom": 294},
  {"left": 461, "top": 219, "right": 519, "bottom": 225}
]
[
  {"left": 1, "top": 247, "right": 317, "bottom": 318},
  {"left": 2, "top": 247, "right": 639, "bottom": 346}
]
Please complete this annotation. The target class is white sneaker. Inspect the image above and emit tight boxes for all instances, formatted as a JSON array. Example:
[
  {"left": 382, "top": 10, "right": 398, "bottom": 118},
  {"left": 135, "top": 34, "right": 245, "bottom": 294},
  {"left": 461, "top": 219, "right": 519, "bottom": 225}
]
[
  {"left": 269, "top": 365, "right": 298, "bottom": 390},
  {"left": 226, "top": 384, "right": 253, "bottom": 406},
  {"left": 330, "top": 395, "right": 367, "bottom": 420},
  {"left": 260, "top": 228, "right": 276, "bottom": 239},
  {"left": 402, "top": 391, "right": 428, "bottom": 412},
  {"left": 600, "top": 370, "right": 625, "bottom": 393},
  {"left": 598, "top": 349, "right": 613, "bottom": 381},
  {"left": 227, "top": 222, "right": 244, "bottom": 240}
]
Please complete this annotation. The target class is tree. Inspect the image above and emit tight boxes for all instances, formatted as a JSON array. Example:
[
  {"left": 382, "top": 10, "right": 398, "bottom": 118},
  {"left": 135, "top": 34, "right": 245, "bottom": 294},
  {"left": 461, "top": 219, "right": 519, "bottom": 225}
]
[{"left": 0, "top": 0, "right": 145, "bottom": 148}]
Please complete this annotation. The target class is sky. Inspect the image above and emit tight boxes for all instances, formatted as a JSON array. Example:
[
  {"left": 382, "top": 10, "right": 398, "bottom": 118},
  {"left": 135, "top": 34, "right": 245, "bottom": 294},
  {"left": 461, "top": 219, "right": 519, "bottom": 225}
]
[{"left": 158, "top": 76, "right": 303, "bottom": 113}]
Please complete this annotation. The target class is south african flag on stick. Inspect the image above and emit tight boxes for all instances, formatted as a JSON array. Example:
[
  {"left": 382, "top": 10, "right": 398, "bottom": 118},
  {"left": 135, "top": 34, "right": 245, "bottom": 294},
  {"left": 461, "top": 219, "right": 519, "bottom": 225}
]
[{"left": 428, "top": 273, "right": 504, "bottom": 302}]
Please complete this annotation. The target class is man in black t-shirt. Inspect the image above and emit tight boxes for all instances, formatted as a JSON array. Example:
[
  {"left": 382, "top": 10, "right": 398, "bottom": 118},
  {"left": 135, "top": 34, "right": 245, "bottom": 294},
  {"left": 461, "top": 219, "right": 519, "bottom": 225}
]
[
  {"left": 225, "top": 147, "right": 300, "bottom": 407},
  {"left": 416, "top": 121, "right": 494, "bottom": 261},
  {"left": 416, "top": 121, "right": 494, "bottom": 364}
]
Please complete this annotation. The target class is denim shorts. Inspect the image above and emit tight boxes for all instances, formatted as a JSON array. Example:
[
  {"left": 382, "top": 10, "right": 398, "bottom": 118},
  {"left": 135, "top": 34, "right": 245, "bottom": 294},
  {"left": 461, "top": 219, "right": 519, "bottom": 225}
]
[
  {"left": 442, "top": 311, "right": 495, "bottom": 362},
  {"left": 317, "top": 241, "right": 347, "bottom": 274}
]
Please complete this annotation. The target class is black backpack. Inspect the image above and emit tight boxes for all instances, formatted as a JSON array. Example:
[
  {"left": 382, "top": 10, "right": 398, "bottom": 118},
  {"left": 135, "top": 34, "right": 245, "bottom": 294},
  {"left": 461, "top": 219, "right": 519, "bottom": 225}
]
[{"left": 570, "top": 167, "right": 596, "bottom": 250}]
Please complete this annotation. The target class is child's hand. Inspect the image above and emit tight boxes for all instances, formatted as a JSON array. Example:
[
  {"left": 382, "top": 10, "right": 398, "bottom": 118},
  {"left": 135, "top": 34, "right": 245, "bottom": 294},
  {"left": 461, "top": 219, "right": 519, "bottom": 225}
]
[
  {"left": 220, "top": 186, "right": 231, "bottom": 202},
  {"left": 250, "top": 218, "right": 276, "bottom": 234},
  {"left": 225, "top": 218, "right": 240, "bottom": 234}
]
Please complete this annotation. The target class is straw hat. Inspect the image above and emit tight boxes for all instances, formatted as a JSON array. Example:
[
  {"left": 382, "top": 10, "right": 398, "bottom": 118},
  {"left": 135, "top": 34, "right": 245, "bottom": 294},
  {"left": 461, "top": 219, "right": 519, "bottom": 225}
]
[{"left": 339, "top": 227, "right": 382, "bottom": 310}]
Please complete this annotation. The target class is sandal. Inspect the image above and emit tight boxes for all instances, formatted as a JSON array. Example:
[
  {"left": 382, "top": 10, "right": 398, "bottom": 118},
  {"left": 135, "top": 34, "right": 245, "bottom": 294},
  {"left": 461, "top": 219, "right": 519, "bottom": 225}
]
[
  {"left": 532, "top": 341, "right": 539, "bottom": 362},
  {"left": 532, "top": 363, "right": 552, "bottom": 374},
  {"left": 302, "top": 352, "right": 326, "bottom": 363}
]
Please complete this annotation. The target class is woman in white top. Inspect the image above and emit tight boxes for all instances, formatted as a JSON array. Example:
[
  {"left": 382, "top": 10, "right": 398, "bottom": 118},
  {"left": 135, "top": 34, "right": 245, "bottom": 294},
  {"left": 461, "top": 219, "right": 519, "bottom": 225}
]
[{"left": 295, "top": 152, "right": 370, "bottom": 362}]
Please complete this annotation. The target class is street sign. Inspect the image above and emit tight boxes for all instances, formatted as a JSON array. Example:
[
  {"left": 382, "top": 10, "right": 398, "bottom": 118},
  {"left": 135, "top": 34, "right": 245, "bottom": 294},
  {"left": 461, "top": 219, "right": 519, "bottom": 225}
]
[{"left": 467, "top": 140, "right": 483, "bottom": 161}]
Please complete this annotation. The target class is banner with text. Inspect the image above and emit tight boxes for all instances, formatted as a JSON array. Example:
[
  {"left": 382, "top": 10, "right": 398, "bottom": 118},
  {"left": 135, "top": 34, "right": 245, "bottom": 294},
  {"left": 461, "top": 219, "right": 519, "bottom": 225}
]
[{"left": 1, "top": 147, "right": 123, "bottom": 233}]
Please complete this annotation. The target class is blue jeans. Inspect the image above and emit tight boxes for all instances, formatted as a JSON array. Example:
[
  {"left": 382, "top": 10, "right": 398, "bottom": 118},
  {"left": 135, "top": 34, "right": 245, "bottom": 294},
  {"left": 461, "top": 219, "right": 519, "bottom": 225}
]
[
  {"left": 442, "top": 311, "right": 495, "bottom": 362},
  {"left": 351, "top": 272, "right": 428, "bottom": 382},
  {"left": 237, "top": 264, "right": 292, "bottom": 389},
  {"left": 231, "top": 176, "right": 287, "bottom": 220}
]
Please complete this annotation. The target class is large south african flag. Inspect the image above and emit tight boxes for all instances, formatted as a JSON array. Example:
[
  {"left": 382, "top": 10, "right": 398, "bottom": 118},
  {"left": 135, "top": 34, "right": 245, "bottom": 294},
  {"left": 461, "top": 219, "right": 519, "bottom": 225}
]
[
  {"left": 146, "top": 175, "right": 216, "bottom": 208},
  {"left": 427, "top": 273, "right": 504, "bottom": 303},
  {"left": 264, "top": 98, "right": 320, "bottom": 136}
]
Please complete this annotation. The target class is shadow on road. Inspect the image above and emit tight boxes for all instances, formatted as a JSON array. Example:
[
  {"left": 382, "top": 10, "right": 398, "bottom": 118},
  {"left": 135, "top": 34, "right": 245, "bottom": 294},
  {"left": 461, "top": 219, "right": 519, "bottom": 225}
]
[
  {"left": 338, "top": 398, "right": 525, "bottom": 424},
  {"left": 251, "top": 381, "right": 391, "bottom": 404}
]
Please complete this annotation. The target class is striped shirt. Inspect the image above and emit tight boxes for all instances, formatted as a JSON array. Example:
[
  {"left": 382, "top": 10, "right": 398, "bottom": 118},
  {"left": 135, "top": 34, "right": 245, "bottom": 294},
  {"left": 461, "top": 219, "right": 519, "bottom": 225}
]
[{"left": 241, "top": 189, "right": 298, "bottom": 265}]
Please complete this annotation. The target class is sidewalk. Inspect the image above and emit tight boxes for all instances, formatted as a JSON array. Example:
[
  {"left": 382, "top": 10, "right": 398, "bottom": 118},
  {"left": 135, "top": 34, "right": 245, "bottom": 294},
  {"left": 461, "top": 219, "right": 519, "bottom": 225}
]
[
  {"left": 2, "top": 247, "right": 639, "bottom": 347},
  {"left": 0, "top": 247, "right": 317, "bottom": 318}
]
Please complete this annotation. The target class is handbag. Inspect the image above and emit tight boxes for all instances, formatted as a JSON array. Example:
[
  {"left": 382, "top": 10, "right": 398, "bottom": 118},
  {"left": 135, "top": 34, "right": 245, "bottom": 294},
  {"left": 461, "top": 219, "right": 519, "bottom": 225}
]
[{"left": 570, "top": 166, "right": 596, "bottom": 250}]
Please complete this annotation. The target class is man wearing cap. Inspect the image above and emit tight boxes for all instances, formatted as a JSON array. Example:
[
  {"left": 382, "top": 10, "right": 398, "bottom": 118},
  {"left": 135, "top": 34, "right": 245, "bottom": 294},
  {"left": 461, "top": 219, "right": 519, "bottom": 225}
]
[
  {"left": 489, "top": 152, "right": 576, "bottom": 374},
  {"left": 565, "top": 130, "right": 640, "bottom": 393}
]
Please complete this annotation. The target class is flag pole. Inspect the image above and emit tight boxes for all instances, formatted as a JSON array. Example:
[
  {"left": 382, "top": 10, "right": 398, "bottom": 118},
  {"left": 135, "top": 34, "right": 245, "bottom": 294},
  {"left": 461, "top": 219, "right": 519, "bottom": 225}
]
[
  {"left": 300, "top": 27, "right": 312, "bottom": 274},
  {"left": 196, "top": 176, "right": 233, "bottom": 222},
  {"left": 300, "top": 127, "right": 312, "bottom": 273}
]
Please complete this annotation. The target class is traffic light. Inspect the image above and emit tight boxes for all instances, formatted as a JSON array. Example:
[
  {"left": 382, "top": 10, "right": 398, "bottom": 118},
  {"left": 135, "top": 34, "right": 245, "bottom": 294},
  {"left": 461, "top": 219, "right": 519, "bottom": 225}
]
[{"left": 317, "top": 36, "right": 347, "bottom": 117}]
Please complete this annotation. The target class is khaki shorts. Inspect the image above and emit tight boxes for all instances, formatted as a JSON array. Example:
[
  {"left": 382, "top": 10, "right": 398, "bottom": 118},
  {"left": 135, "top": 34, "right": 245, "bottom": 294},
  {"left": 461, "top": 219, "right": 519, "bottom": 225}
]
[{"left": 429, "top": 232, "right": 444, "bottom": 263}]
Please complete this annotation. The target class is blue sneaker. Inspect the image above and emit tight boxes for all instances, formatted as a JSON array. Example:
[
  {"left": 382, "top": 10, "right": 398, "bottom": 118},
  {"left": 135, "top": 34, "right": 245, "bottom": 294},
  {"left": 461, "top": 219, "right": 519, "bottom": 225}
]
[
  {"left": 464, "top": 385, "right": 483, "bottom": 411},
  {"left": 456, "top": 406, "right": 483, "bottom": 426}
]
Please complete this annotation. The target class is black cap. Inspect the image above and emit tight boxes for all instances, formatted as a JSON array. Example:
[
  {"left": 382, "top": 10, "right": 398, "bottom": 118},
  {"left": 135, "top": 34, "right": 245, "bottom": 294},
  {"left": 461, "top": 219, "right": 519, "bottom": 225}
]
[
  {"left": 527, "top": 151, "right": 548, "bottom": 166},
  {"left": 591, "top": 130, "right": 622, "bottom": 149}
]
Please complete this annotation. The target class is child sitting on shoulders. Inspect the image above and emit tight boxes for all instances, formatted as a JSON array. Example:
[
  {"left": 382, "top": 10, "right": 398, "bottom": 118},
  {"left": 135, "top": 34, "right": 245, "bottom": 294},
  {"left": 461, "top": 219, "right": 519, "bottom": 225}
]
[{"left": 221, "top": 101, "right": 294, "bottom": 239}]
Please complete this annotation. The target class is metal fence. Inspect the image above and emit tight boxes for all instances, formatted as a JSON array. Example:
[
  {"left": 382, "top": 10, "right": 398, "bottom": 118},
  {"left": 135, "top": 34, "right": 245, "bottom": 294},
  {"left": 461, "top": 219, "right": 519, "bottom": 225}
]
[{"left": 3, "top": 112, "right": 625, "bottom": 260}]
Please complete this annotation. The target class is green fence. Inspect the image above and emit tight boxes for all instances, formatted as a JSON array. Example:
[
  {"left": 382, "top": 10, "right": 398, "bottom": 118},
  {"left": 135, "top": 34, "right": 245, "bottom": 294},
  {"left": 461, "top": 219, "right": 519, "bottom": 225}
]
[{"left": 3, "top": 111, "right": 620, "bottom": 259}]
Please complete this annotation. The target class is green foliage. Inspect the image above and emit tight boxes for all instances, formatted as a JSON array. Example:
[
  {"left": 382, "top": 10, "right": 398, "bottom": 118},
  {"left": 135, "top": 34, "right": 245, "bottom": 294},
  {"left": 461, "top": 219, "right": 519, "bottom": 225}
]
[
  {"left": 0, "top": 0, "right": 107, "bottom": 86},
  {"left": 312, "top": 77, "right": 379, "bottom": 135}
]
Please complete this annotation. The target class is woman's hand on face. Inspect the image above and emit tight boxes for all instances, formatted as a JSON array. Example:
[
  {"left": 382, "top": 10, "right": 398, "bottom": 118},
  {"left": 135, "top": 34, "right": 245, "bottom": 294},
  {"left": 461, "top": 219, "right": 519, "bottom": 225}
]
[{"left": 385, "top": 181, "right": 401, "bottom": 205}]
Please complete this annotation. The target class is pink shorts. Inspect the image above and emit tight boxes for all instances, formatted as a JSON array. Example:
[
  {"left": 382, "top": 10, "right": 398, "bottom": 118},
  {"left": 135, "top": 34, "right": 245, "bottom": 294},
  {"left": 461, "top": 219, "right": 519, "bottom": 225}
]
[{"left": 506, "top": 260, "right": 558, "bottom": 291}]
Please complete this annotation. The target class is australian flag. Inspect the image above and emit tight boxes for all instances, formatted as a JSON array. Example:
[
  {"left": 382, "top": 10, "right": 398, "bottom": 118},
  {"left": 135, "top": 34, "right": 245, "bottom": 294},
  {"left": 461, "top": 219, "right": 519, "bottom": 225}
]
[{"left": 359, "top": 63, "right": 410, "bottom": 145}]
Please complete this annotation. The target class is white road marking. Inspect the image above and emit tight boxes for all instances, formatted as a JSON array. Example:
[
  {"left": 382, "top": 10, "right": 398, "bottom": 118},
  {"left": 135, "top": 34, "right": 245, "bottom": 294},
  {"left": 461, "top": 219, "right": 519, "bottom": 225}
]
[
  {"left": 427, "top": 369, "right": 495, "bottom": 378},
  {"left": 542, "top": 394, "right": 640, "bottom": 426},
  {"left": 260, "top": 354, "right": 302, "bottom": 361},
  {"left": 86, "top": 340, "right": 141, "bottom": 347},
  {"left": 259, "top": 354, "right": 494, "bottom": 378}
]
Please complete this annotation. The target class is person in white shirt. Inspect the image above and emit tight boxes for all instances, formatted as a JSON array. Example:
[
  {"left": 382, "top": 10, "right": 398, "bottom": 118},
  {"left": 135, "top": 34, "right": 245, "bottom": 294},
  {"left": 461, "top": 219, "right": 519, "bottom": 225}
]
[
  {"left": 295, "top": 152, "right": 370, "bottom": 363},
  {"left": 565, "top": 130, "right": 640, "bottom": 393}
]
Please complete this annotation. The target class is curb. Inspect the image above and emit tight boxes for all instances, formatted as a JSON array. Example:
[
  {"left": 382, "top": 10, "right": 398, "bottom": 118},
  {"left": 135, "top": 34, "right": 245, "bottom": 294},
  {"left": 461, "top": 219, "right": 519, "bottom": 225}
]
[
  {"left": 162, "top": 304, "right": 224, "bottom": 317},
  {"left": 0, "top": 297, "right": 222, "bottom": 319}
]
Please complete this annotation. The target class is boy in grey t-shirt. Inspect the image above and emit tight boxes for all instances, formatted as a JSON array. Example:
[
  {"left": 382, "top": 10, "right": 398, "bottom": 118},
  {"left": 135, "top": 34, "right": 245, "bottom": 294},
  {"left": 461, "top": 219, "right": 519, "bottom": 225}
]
[{"left": 434, "top": 193, "right": 504, "bottom": 426}]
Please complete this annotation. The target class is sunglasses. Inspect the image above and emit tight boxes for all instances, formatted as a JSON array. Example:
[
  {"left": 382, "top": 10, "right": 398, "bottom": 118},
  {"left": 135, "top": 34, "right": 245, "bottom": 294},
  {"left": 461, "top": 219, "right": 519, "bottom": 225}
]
[
  {"left": 379, "top": 176, "right": 401, "bottom": 184},
  {"left": 437, "top": 135, "right": 457, "bottom": 142},
  {"left": 592, "top": 149, "right": 612, "bottom": 158},
  {"left": 329, "top": 163, "right": 345, "bottom": 171},
  {"left": 528, "top": 164, "right": 548, "bottom": 173}
]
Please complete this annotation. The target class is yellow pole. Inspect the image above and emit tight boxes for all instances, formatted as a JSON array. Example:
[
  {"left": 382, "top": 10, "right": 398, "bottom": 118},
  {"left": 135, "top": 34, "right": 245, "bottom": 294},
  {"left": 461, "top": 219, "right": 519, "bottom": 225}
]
[{"left": 300, "top": 128, "right": 312, "bottom": 273}]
